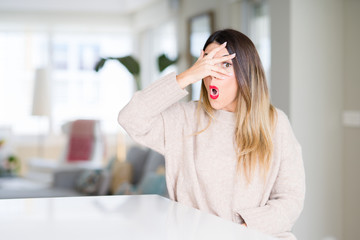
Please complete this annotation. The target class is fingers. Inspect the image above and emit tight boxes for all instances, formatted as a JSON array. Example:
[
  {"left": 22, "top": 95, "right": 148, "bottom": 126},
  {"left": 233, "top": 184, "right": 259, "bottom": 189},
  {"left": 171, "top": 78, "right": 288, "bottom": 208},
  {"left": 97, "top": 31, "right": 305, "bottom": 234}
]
[
  {"left": 210, "top": 71, "right": 229, "bottom": 80},
  {"left": 206, "top": 42, "right": 227, "bottom": 59},
  {"left": 207, "top": 65, "right": 233, "bottom": 80},
  {"left": 211, "top": 53, "right": 236, "bottom": 64},
  {"left": 195, "top": 50, "right": 205, "bottom": 63},
  {"left": 211, "top": 65, "right": 233, "bottom": 76}
]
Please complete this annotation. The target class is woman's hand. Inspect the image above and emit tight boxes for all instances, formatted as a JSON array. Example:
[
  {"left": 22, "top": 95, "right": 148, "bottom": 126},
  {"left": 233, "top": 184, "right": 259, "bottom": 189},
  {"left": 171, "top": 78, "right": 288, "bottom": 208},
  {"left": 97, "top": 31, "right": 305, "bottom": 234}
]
[{"left": 176, "top": 42, "right": 236, "bottom": 89}]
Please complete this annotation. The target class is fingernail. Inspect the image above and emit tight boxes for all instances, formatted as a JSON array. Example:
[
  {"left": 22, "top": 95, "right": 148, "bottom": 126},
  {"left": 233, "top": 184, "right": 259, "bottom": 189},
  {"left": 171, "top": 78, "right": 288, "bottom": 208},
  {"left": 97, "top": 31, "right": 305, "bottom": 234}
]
[
  {"left": 232, "top": 53, "right": 236, "bottom": 56},
  {"left": 222, "top": 42, "right": 227, "bottom": 46}
]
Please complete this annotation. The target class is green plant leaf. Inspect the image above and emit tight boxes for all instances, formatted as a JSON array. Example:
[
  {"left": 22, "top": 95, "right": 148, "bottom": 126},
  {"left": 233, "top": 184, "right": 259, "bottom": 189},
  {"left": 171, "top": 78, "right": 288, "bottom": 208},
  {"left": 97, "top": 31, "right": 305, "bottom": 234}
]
[
  {"left": 158, "top": 54, "right": 178, "bottom": 72},
  {"left": 93, "top": 55, "right": 142, "bottom": 90},
  {"left": 117, "top": 56, "right": 140, "bottom": 76},
  {"left": 94, "top": 58, "right": 107, "bottom": 72}
]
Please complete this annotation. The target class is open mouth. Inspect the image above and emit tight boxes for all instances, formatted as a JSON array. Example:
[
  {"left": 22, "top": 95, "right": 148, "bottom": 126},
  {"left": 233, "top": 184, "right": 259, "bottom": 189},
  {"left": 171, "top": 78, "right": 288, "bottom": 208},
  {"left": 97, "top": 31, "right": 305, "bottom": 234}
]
[{"left": 209, "top": 85, "right": 219, "bottom": 99}]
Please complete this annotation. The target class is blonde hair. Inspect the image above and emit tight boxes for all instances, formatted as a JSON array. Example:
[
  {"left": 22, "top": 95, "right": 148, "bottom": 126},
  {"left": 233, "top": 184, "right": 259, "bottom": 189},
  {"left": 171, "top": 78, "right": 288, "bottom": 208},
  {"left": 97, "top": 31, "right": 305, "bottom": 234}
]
[{"left": 196, "top": 29, "right": 277, "bottom": 183}]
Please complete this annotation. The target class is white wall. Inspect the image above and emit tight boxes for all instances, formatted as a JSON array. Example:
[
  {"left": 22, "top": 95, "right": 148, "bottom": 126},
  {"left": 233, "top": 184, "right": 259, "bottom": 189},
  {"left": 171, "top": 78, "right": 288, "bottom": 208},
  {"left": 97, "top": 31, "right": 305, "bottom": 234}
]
[
  {"left": 269, "top": 0, "right": 290, "bottom": 116},
  {"left": 343, "top": 0, "right": 360, "bottom": 239},
  {"left": 290, "top": 0, "right": 344, "bottom": 239},
  {"left": 0, "top": 11, "right": 131, "bottom": 32}
]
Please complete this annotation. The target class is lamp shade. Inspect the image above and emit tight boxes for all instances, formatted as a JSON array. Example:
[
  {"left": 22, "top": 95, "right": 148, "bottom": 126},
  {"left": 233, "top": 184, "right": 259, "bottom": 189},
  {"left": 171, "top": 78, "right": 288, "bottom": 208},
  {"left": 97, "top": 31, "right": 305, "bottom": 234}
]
[{"left": 32, "top": 68, "right": 51, "bottom": 116}]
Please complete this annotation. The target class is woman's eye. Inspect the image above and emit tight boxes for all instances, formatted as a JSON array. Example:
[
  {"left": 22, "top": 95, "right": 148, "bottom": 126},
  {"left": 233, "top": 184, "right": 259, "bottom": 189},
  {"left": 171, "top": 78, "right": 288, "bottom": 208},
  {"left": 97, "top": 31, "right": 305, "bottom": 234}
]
[{"left": 223, "top": 62, "right": 232, "bottom": 68}]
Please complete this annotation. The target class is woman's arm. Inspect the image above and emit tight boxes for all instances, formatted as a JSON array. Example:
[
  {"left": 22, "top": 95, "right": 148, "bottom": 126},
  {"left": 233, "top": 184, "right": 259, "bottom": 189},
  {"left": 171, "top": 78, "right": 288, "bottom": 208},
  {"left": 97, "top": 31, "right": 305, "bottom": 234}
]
[
  {"left": 237, "top": 113, "right": 306, "bottom": 235},
  {"left": 118, "top": 42, "right": 235, "bottom": 154},
  {"left": 118, "top": 72, "right": 187, "bottom": 154}
]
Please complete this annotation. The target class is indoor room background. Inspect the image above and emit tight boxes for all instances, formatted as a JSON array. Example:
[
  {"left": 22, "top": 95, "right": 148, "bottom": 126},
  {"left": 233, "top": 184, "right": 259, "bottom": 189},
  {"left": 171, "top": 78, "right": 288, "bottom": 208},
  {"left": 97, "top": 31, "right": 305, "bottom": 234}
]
[{"left": 0, "top": 0, "right": 359, "bottom": 240}]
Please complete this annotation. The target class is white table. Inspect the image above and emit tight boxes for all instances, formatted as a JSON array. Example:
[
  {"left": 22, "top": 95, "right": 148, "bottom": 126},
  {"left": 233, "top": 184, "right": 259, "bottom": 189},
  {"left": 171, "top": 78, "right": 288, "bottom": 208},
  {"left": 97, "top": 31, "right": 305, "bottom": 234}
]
[{"left": 0, "top": 195, "right": 276, "bottom": 240}]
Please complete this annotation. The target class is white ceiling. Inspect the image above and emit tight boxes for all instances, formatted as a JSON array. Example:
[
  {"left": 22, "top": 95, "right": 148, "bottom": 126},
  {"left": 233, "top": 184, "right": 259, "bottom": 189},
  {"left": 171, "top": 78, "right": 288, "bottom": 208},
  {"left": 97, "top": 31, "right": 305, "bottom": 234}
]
[{"left": 0, "top": 0, "right": 158, "bottom": 13}]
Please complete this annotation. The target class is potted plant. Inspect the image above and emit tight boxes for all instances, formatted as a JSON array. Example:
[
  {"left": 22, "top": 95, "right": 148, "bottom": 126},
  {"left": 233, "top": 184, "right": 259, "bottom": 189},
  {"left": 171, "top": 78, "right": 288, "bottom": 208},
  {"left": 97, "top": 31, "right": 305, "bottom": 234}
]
[
  {"left": 0, "top": 154, "right": 20, "bottom": 177},
  {"left": 94, "top": 54, "right": 178, "bottom": 90}
]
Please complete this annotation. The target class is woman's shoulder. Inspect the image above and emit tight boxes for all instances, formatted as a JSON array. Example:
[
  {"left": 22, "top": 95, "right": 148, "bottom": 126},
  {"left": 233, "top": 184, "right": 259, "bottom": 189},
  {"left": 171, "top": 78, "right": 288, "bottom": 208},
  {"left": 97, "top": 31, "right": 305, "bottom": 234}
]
[
  {"left": 274, "top": 108, "right": 290, "bottom": 124},
  {"left": 274, "top": 107, "right": 287, "bottom": 119},
  {"left": 163, "top": 100, "right": 198, "bottom": 119},
  {"left": 273, "top": 108, "right": 294, "bottom": 134},
  {"left": 273, "top": 108, "right": 300, "bottom": 147}
]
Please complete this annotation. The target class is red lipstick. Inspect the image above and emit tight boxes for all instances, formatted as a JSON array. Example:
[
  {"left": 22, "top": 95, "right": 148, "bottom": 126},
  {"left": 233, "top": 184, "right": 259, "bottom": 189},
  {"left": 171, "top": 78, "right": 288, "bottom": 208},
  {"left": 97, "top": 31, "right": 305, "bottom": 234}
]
[{"left": 209, "top": 85, "right": 219, "bottom": 99}]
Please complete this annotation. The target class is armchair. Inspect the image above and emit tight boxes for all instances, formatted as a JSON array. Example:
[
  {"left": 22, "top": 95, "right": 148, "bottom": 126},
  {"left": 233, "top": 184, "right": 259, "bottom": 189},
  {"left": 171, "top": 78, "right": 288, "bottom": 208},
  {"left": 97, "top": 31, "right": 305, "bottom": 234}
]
[{"left": 27, "top": 119, "right": 105, "bottom": 183}]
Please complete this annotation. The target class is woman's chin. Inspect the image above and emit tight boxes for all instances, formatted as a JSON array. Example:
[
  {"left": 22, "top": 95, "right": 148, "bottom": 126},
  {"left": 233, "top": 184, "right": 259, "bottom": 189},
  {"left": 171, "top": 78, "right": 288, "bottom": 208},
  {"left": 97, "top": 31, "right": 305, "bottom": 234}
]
[{"left": 209, "top": 101, "right": 222, "bottom": 110}]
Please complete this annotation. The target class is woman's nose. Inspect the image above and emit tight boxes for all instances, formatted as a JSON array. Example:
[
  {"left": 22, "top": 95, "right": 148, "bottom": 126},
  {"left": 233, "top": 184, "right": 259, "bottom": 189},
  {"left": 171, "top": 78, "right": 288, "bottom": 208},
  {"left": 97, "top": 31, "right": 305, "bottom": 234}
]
[{"left": 209, "top": 75, "right": 218, "bottom": 83}]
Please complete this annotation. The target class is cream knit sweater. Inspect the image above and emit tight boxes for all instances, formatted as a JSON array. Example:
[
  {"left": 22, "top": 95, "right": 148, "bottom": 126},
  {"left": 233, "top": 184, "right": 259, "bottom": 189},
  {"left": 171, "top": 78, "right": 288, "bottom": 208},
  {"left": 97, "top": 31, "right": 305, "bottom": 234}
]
[{"left": 118, "top": 72, "right": 305, "bottom": 240}]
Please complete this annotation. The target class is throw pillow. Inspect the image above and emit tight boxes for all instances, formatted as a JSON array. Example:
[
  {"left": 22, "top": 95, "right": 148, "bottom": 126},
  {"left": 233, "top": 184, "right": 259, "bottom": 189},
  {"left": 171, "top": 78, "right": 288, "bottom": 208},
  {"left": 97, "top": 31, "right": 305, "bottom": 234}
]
[
  {"left": 142, "top": 150, "right": 165, "bottom": 174},
  {"left": 137, "top": 171, "right": 167, "bottom": 195},
  {"left": 110, "top": 159, "right": 132, "bottom": 194},
  {"left": 76, "top": 169, "right": 103, "bottom": 195}
]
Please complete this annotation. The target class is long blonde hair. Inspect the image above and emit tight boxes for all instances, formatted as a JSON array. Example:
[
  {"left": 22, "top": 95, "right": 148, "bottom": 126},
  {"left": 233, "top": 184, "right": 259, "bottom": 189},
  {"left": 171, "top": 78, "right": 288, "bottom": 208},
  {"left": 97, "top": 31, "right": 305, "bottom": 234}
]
[{"left": 197, "top": 29, "right": 277, "bottom": 182}]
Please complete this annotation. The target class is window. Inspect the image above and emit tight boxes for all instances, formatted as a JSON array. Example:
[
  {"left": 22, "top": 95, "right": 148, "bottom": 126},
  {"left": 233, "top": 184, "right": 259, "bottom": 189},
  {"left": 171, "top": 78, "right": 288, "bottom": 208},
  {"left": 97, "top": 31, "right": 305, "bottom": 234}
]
[
  {"left": 0, "top": 31, "right": 135, "bottom": 135},
  {"left": 0, "top": 32, "right": 49, "bottom": 135}
]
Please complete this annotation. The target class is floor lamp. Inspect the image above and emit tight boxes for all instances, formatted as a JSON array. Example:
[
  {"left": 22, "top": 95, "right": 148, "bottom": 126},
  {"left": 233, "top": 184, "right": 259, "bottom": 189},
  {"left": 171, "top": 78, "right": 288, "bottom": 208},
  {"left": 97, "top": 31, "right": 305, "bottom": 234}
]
[{"left": 32, "top": 68, "right": 51, "bottom": 158}]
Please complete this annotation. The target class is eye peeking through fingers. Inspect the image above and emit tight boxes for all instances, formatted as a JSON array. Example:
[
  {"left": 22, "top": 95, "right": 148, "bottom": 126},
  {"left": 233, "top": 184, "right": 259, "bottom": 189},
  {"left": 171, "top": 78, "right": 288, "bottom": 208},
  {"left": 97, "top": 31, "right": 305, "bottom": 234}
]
[
  {"left": 216, "top": 62, "right": 232, "bottom": 70},
  {"left": 222, "top": 62, "right": 232, "bottom": 68}
]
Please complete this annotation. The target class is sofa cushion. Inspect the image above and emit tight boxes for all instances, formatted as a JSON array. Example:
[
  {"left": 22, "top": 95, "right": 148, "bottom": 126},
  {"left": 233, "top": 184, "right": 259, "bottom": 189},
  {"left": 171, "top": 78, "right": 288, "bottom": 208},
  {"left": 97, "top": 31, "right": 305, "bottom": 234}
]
[
  {"left": 142, "top": 150, "right": 165, "bottom": 176},
  {"left": 114, "top": 182, "right": 136, "bottom": 195},
  {"left": 53, "top": 169, "right": 83, "bottom": 189},
  {"left": 126, "top": 146, "right": 149, "bottom": 185}
]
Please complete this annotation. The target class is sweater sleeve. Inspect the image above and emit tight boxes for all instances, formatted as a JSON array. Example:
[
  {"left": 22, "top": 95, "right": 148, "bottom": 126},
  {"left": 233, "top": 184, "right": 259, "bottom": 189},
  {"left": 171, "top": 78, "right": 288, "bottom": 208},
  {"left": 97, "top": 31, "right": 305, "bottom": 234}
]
[
  {"left": 118, "top": 72, "right": 188, "bottom": 155},
  {"left": 237, "top": 112, "right": 306, "bottom": 235}
]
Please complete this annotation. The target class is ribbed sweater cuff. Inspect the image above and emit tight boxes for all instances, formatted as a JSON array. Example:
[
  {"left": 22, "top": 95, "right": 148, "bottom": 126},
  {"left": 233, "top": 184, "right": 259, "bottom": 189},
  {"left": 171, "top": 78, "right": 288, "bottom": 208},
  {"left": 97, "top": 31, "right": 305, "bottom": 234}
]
[{"left": 141, "top": 72, "right": 188, "bottom": 114}]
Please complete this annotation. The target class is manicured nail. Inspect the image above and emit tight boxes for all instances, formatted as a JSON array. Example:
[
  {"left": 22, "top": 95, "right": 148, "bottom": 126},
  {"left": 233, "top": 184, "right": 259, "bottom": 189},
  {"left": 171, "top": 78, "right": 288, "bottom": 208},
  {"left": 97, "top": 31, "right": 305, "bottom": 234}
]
[{"left": 222, "top": 42, "right": 227, "bottom": 46}]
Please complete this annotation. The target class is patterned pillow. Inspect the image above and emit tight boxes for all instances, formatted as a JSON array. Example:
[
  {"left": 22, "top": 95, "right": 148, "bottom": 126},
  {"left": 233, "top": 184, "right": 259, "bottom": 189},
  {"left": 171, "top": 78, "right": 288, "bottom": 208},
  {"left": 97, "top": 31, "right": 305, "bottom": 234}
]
[{"left": 76, "top": 169, "right": 103, "bottom": 195}]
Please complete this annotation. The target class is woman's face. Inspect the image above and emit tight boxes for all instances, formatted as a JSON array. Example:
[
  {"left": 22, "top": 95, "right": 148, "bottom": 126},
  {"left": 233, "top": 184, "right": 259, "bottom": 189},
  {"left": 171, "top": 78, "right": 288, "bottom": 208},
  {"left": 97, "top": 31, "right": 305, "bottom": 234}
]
[{"left": 203, "top": 42, "right": 238, "bottom": 112}]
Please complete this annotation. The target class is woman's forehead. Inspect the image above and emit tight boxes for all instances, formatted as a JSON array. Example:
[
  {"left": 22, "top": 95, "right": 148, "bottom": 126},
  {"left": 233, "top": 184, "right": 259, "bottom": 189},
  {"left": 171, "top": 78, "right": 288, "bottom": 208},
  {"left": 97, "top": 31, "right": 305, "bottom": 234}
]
[{"left": 204, "top": 42, "right": 230, "bottom": 57}]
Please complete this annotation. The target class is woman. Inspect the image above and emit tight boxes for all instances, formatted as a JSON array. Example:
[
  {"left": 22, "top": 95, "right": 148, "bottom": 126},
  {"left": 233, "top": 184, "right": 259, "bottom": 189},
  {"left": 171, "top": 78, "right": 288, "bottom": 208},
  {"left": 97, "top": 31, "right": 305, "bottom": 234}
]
[{"left": 118, "top": 29, "right": 305, "bottom": 240}]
